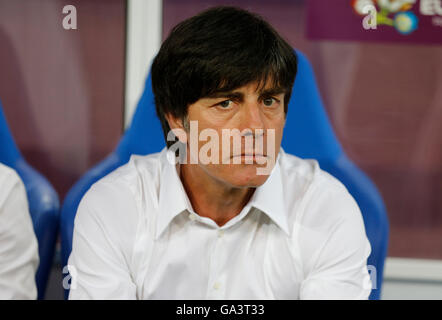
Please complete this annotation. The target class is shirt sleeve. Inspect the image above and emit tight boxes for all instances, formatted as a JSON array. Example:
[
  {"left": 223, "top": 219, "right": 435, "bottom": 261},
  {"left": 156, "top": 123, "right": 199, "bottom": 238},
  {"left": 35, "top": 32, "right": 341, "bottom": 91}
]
[
  {"left": 298, "top": 183, "right": 372, "bottom": 300},
  {"left": 0, "top": 170, "right": 39, "bottom": 300},
  {"left": 68, "top": 181, "right": 138, "bottom": 300}
]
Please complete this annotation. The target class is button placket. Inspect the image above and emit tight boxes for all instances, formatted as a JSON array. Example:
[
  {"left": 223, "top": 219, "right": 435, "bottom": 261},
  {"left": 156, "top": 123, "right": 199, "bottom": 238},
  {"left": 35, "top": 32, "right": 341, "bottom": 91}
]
[{"left": 206, "top": 228, "right": 227, "bottom": 299}]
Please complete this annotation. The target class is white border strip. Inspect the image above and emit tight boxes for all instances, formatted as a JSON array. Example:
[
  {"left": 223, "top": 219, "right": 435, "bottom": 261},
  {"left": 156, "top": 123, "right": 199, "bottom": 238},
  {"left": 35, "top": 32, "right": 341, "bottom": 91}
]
[
  {"left": 124, "top": 0, "right": 162, "bottom": 128},
  {"left": 384, "top": 257, "right": 442, "bottom": 282}
]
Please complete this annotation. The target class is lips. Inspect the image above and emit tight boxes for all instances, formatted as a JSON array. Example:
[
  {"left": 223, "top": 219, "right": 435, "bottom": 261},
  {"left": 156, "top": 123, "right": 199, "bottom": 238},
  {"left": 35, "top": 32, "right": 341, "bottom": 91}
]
[
  {"left": 231, "top": 153, "right": 267, "bottom": 158},
  {"left": 230, "top": 154, "right": 268, "bottom": 164}
]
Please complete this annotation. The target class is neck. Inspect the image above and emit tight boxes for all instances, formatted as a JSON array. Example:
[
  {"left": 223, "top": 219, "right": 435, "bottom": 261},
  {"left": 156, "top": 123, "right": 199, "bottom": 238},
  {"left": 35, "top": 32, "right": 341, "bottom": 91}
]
[{"left": 179, "top": 164, "right": 255, "bottom": 227}]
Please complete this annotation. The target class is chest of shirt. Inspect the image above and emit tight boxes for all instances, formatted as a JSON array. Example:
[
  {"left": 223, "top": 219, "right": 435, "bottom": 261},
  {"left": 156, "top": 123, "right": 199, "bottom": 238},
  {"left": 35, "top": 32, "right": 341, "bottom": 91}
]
[{"left": 130, "top": 211, "right": 302, "bottom": 299}]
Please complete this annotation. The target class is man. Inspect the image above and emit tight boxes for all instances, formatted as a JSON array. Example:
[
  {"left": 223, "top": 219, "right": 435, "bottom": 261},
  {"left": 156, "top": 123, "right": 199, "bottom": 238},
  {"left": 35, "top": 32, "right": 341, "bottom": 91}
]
[
  {"left": 68, "top": 6, "right": 371, "bottom": 299},
  {"left": 0, "top": 163, "right": 39, "bottom": 299}
]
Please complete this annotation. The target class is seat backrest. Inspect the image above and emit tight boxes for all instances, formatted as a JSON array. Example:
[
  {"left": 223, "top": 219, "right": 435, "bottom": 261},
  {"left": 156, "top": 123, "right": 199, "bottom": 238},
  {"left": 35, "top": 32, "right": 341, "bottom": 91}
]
[
  {"left": 61, "top": 50, "right": 389, "bottom": 299},
  {"left": 0, "top": 100, "right": 60, "bottom": 299}
]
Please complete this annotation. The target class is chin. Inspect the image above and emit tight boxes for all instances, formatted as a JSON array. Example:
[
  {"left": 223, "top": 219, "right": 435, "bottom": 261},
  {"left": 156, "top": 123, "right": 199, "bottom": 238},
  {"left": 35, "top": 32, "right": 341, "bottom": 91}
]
[{"left": 223, "top": 164, "right": 272, "bottom": 188}]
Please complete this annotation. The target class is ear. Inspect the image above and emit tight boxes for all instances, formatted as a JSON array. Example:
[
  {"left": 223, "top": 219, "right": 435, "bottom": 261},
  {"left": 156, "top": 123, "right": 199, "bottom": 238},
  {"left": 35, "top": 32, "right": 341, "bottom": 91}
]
[
  {"left": 164, "top": 113, "right": 188, "bottom": 143},
  {"left": 165, "top": 113, "right": 185, "bottom": 130}
]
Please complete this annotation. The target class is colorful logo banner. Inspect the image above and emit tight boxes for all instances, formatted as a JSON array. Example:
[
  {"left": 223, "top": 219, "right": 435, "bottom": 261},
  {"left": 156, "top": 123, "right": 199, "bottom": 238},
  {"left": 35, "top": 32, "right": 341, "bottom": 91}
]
[{"left": 307, "top": 0, "right": 442, "bottom": 44}]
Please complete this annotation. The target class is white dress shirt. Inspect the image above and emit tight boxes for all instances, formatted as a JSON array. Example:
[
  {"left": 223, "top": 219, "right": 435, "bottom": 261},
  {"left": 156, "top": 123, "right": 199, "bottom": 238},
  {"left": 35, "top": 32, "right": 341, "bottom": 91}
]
[
  {"left": 68, "top": 147, "right": 372, "bottom": 300},
  {"left": 0, "top": 163, "right": 39, "bottom": 299}
]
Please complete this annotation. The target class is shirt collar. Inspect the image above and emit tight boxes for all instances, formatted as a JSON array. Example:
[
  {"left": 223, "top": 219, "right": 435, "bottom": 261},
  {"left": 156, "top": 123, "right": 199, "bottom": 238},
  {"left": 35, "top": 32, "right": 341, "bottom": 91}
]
[
  {"left": 246, "top": 150, "right": 289, "bottom": 235},
  {"left": 156, "top": 148, "right": 289, "bottom": 239},
  {"left": 156, "top": 148, "right": 193, "bottom": 239}
]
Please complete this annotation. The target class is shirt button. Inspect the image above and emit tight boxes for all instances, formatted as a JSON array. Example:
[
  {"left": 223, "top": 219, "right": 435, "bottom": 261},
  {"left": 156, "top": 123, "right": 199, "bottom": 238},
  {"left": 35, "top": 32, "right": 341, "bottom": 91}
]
[
  {"left": 189, "top": 213, "right": 197, "bottom": 221},
  {"left": 213, "top": 282, "right": 221, "bottom": 290},
  {"left": 217, "top": 230, "right": 224, "bottom": 238}
]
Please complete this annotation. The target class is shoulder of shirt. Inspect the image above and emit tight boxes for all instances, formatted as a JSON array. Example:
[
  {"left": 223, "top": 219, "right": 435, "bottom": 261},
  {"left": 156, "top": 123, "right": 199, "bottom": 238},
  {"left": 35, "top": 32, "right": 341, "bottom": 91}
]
[
  {"left": 95, "top": 152, "right": 162, "bottom": 192},
  {"left": 278, "top": 150, "right": 359, "bottom": 228},
  {"left": 279, "top": 150, "right": 348, "bottom": 198},
  {"left": 0, "top": 163, "right": 24, "bottom": 208},
  {"left": 0, "top": 162, "right": 21, "bottom": 185},
  {"left": 75, "top": 152, "right": 164, "bottom": 249},
  {"left": 80, "top": 151, "right": 163, "bottom": 216}
]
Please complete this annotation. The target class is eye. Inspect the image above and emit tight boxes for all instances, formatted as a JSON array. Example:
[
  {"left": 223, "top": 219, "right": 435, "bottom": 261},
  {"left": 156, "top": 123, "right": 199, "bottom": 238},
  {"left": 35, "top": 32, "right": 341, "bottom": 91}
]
[
  {"left": 263, "top": 97, "right": 277, "bottom": 107},
  {"left": 218, "top": 100, "right": 233, "bottom": 109}
]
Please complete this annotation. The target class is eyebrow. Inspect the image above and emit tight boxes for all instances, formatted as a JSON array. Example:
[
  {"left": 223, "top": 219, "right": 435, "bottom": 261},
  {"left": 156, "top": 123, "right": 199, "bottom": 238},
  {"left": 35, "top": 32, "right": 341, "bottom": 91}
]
[
  {"left": 205, "top": 87, "right": 286, "bottom": 100},
  {"left": 259, "top": 87, "right": 286, "bottom": 97}
]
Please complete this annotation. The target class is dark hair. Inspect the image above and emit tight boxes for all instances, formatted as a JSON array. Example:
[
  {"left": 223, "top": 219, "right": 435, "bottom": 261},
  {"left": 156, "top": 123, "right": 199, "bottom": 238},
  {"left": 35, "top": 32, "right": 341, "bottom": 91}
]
[{"left": 151, "top": 6, "right": 298, "bottom": 148}]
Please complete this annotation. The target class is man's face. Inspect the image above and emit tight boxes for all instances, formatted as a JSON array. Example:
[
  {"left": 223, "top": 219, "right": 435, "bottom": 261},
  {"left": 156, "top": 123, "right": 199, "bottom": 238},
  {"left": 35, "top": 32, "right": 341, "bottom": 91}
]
[{"left": 172, "top": 80, "right": 286, "bottom": 188}]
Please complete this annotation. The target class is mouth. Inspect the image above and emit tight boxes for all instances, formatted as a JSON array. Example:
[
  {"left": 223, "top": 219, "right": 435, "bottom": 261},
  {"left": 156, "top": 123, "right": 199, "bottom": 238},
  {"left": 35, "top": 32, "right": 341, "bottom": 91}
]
[
  {"left": 231, "top": 152, "right": 267, "bottom": 157},
  {"left": 231, "top": 153, "right": 268, "bottom": 162}
]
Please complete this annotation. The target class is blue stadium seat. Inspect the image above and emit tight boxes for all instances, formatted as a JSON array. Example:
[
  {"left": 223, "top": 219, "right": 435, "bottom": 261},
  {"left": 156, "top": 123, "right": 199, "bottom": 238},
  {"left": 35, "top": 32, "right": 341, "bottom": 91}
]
[
  {"left": 60, "top": 50, "right": 389, "bottom": 299},
  {"left": 0, "top": 99, "right": 60, "bottom": 299}
]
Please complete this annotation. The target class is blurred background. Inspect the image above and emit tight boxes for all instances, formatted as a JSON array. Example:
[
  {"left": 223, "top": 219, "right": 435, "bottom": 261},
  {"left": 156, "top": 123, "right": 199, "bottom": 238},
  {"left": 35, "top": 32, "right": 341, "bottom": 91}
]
[{"left": 0, "top": 0, "right": 441, "bottom": 299}]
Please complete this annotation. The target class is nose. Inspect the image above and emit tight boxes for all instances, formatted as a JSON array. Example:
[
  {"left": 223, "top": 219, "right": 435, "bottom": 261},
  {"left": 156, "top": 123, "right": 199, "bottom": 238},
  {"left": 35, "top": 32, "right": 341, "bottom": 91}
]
[{"left": 241, "top": 100, "right": 265, "bottom": 137}]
